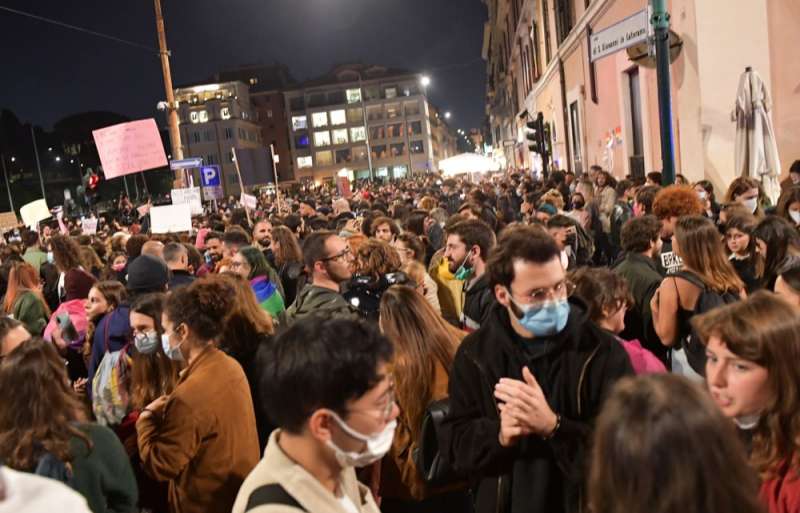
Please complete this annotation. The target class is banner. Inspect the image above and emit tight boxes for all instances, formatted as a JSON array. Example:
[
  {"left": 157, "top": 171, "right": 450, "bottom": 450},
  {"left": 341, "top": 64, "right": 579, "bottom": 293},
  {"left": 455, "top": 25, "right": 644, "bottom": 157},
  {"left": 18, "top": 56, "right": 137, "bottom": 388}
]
[
  {"left": 150, "top": 204, "right": 192, "bottom": 234},
  {"left": 336, "top": 176, "right": 352, "bottom": 199},
  {"left": 20, "top": 199, "right": 51, "bottom": 227},
  {"left": 171, "top": 187, "right": 203, "bottom": 215},
  {"left": 92, "top": 119, "right": 168, "bottom": 179},
  {"left": 234, "top": 147, "right": 273, "bottom": 186},
  {"left": 0, "top": 212, "right": 19, "bottom": 233},
  {"left": 81, "top": 217, "right": 98, "bottom": 235},
  {"left": 240, "top": 193, "right": 257, "bottom": 210},
  {"left": 203, "top": 186, "right": 223, "bottom": 200}
]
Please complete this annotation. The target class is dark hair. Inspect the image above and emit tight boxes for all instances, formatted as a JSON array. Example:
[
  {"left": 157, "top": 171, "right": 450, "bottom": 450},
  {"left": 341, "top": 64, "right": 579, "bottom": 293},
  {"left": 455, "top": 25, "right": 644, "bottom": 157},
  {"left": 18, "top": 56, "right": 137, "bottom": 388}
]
[
  {"left": 21, "top": 230, "right": 39, "bottom": 248},
  {"left": 615, "top": 179, "right": 634, "bottom": 198},
  {"left": 238, "top": 246, "right": 271, "bottom": 280},
  {"left": 396, "top": 233, "right": 425, "bottom": 263},
  {"left": 753, "top": 216, "right": 800, "bottom": 283},
  {"left": 487, "top": 225, "right": 558, "bottom": 289},
  {"left": 128, "top": 293, "right": 178, "bottom": 409},
  {"left": 204, "top": 230, "right": 223, "bottom": 244},
  {"left": 634, "top": 185, "right": 662, "bottom": 215},
  {"left": 646, "top": 171, "right": 662, "bottom": 184},
  {"left": 621, "top": 215, "right": 662, "bottom": 253},
  {"left": 258, "top": 317, "right": 393, "bottom": 433},
  {"left": 130, "top": 293, "right": 166, "bottom": 334},
  {"left": 182, "top": 243, "right": 203, "bottom": 273},
  {"left": 300, "top": 197, "right": 316, "bottom": 210},
  {"left": 776, "top": 186, "right": 800, "bottom": 222},
  {"left": 790, "top": 160, "right": 800, "bottom": 176},
  {"left": 223, "top": 229, "right": 250, "bottom": 248},
  {"left": 446, "top": 219, "right": 495, "bottom": 262},
  {"left": 162, "top": 242, "right": 186, "bottom": 264},
  {"left": 126, "top": 234, "right": 149, "bottom": 259},
  {"left": 301, "top": 230, "right": 337, "bottom": 272},
  {"left": 371, "top": 216, "right": 399, "bottom": 238},
  {"left": 164, "top": 277, "right": 235, "bottom": 342},
  {"left": 545, "top": 214, "right": 574, "bottom": 230},
  {"left": 404, "top": 211, "right": 428, "bottom": 237},
  {"left": 694, "top": 180, "right": 716, "bottom": 202},
  {"left": 49, "top": 235, "right": 82, "bottom": 272},
  {"left": 589, "top": 374, "right": 763, "bottom": 513},
  {"left": 570, "top": 267, "right": 632, "bottom": 323},
  {"left": 0, "top": 316, "right": 23, "bottom": 346},
  {"left": 271, "top": 225, "right": 303, "bottom": 267},
  {"left": 779, "top": 265, "right": 800, "bottom": 294}
]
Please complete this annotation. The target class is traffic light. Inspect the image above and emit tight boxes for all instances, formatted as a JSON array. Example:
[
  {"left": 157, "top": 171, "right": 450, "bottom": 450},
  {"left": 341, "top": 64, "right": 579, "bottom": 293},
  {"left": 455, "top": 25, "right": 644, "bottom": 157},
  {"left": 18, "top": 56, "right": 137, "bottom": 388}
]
[{"left": 526, "top": 112, "right": 550, "bottom": 170}]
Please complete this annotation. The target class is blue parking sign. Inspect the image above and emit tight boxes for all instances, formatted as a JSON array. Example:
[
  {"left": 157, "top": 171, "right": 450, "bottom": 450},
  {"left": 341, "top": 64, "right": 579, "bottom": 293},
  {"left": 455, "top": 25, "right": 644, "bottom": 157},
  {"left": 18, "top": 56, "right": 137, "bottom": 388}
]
[{"left": 200, "top": 165, "right": 221, "bottom": 187}]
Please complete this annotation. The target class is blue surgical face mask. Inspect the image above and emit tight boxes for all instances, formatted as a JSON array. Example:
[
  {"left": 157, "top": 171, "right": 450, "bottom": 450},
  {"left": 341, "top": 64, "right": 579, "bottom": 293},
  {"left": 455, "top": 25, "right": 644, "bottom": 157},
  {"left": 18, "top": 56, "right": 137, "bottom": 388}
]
[
  {"left": 453, "top": 250, "right": 474, "bottom": 281},
  {"left": 134, "top": 330, "right": 159, "bottom": 354},
  {"left": 46, "top": 251, "right": 54, "bottom": 264},
  {"left": 161, "top": 332, "right": 185, "bottom": 362},
  {"left": 509, "top": 295, "right": 570, "bottom": 337}
]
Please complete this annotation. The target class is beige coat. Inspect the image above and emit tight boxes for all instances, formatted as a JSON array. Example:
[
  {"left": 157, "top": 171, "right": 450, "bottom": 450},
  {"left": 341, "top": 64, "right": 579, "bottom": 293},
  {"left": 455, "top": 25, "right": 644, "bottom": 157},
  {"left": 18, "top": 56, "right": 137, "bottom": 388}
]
[{"left": 232, "top": 430, "right": 381, "bottom": 513}]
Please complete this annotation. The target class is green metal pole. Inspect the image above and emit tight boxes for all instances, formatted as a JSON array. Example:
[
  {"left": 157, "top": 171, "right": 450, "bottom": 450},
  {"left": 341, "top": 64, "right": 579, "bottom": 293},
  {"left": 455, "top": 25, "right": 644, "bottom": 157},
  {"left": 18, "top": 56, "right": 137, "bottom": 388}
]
[{"left": 651, "top": 0, "right": 675, "bottom": 185}]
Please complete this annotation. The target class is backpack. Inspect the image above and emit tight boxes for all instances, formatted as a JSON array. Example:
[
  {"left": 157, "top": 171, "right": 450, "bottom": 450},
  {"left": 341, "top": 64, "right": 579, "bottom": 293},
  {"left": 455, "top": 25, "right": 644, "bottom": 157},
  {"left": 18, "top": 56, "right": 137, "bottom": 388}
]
[
  {"left": 412, "top": 398, "right": 460, "bottom": 486},
  {"left": 673, "top": 271, "right": 740, "bottom": 375},
  {"left": 245, "top": 483, "right": 306, "bottom": 512},
  {"left": 91, "top": 315, "right": 132, "bottom": 426},
  {"left": 34, "top": 452, "right": 74, "bottom": 488}
]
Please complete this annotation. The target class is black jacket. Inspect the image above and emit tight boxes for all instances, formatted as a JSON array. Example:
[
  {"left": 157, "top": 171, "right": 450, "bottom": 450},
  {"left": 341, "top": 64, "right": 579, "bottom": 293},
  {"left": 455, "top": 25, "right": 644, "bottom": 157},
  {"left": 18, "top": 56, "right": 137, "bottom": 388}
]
[
  {"left": 168, "top": 269, "right": 196, "bottom": 290},
  {"left": 461, "top": 273, "right": 495, "bottom": 331},
  {"left": 442, "top": 300, "right": 632, "bottom": 513}
]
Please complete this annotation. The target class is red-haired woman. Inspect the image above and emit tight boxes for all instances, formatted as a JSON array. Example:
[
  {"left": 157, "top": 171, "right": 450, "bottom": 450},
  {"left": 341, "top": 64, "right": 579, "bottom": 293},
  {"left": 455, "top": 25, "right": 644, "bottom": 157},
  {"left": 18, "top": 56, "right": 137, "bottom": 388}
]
[{"left": 2, "top": 261, "right": 50, "bottom": 335}]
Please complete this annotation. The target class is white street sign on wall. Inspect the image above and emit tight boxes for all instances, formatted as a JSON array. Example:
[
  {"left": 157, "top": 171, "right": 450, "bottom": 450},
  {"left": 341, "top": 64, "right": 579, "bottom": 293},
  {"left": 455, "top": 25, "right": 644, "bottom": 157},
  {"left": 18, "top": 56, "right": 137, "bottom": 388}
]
[{"left": 590, "top": 9, "right": 649, "bottom": 62}]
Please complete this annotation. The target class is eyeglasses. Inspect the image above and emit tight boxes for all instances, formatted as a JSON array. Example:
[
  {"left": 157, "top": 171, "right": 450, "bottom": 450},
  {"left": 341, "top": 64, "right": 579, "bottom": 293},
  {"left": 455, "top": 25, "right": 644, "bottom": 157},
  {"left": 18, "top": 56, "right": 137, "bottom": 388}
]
[
  {"left": 511, "top": 279, "right": 575, "bottom": 307},
  {"left": 321, "top": 246, "right": 351, "bottom": 262},
  {"left": 349, "top": 382, "right": 396, "bottom": 421}
]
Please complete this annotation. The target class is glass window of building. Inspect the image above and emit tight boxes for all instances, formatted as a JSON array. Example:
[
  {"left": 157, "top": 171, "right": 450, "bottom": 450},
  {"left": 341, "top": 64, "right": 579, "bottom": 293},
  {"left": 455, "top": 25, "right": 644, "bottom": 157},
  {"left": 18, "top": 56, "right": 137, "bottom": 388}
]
[
  {"left": 346, "top": 88, "right": 362, "bottom": 104},
  {"left": 386, "top": 103, "right": 401, "bottom": 119},
  {"left": 204, "top": 130, "right": 214, "bottom": 142},
  {"left": 353, "top": 146, "right": 368, "bottom": 162},
  {"left": 308, "top": 93, "right": 326, "bottom": 108},
  {"left": 376, "top": 166, "right": 389, "bottom": 177},
  {"left": 312, "top": 112, "right": 328, "bottom": 128},
  {"left": 410, "top": 140, "right": 425, "bottom": 154},
  {"left": 335, "top": 148, "right": 353, "bottom": 164},
  {"left": 370, "top": 126, "right": 385, "bottom": 140},
  {"left": 290, "top": 96, "right": 306, "bottom": 111},
  {"left": 409, "top": 120, "right": 423, "bottom": 135},
  {"left": 347, "top": 108, "right": 362, "bottom": 123},
  {"left": 364, "top": 86, "right": 381, "bottom": 101},
  {"left": 372, "top": 145, "right": 388, "bottom": 160},
  {"left": 350, "top": 127, "right": 366, "bottom": 142},
  {"left": 366, "top": 105, "right": 383, "bottom": 122},
  {"left": 297, "top": 156, "right": 313, "bottom": 168},
  {"left": 221, "top": 107, "right": 231, "bottom": 120},
  {"left": 239, "top": 128, "right": 247, "bottom": 139},
  {"left": 330, "top": 110, "right": 346, "bottom": 126},
  {"left": 191, "top": 131, "right": 201, "bottom": 143},
  {"left": 315, "top": 150, "right": 333, "bottom": 166},
  {"left": 190, "top": 111, "right": 199, "bottom": 124},
  {"left": 392, "top": 165, "right": 408, "bottom": 178},
  {"left": 225, "top": 127, "right": 234, "bottom": 140},
  {"left": 332, "top": 129, "right": 349, "bottom": 145},
  {"left": 387, "top": 123, "right": 404, "bottom": 138},
  {"left": 404, "top": 102, "right": 421, "bottom": 116},
  {"left": 292, "top": 115, "right": 307, "bottom": 131},
  {"left": 313, "top": 131, "right": 331, "bottom": 147},
  {"left": 294, "top": 134, "right": 310, "bottom": 149},
  {"left": 328, "top": 90, "right": 346, "bottom": 105},
  {"left": 390, "top": 143, "right": 405, "bottom": 156},
  {"left": 385, "top": 87, "right": 398, "bottom": 99}
]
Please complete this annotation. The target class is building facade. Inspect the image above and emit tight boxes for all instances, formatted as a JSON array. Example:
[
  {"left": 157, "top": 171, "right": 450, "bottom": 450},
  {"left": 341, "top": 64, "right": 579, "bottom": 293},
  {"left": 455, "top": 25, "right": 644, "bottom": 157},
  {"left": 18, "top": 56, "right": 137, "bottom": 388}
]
[
  {"left": 284, "top": 64, "right": 457, "bottom": 184},
  {"left": 483, "top": 0, "right": 800, "bottom": 191},
  {"left": 174, "top": 81, "right": 265, "bottom": 196}
]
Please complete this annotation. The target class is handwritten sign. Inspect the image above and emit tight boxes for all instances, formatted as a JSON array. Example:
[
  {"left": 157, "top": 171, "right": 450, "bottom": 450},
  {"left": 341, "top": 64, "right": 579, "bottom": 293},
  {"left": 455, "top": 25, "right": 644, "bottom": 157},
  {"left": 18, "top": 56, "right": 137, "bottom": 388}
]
[
  {"left": 92, "top": 119, "right": 168, "bottom": 179},
  {"left": 150, "top": 204, "right": 192, "bottom": 234},
  {"left": 0, "top": 212, "right": 19, "bottom": 233},
  {"left": 20, "top": 199, "right": 51, "bottom": 227},
  {"left": 171, "top": 187, "right": 203, "bottom": 216},
  {"left": 82, "top": 217, "right": 98, "bottom": 235},
  {"left": 240, "top": 193, "right": 257, "bottom": 210}
]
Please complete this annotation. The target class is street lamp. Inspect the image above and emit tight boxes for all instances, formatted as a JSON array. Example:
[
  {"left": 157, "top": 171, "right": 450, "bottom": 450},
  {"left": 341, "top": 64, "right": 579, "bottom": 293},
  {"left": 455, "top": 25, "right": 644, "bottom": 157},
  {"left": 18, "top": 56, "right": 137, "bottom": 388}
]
[
  {"left": 420, "top": 75, "right": 431, "bottom": 88},
  {"left": 444, "top": 112, "right": 451, "bottom": 120},
  {"left": 9, "top": 157, "right": 14, "bottom": 162},
  {"left": 55, "top": 156, "right": 61, "bottom": 162}
]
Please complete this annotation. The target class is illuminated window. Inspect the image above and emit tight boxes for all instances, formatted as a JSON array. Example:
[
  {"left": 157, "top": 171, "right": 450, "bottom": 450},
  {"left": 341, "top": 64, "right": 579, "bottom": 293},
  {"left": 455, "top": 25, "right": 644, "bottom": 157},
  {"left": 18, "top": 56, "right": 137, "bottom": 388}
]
[
  {"left": 335, "top": 148, "right": 353, "bottom": 164},
  {"left": 312, "top": 112, "right": 328, "bottom": 127},
  {"left": 386, "top": 103, "right": 400, "bottom": 119},
  {"left": 353, "top": 145, "right": 368, "bottom": 161},
  {"left": 294, "top": 134, "right": 310, "bottom": 148},
  {"left": 330, "top": 110, "right": 346, "bottom": 126},
  {"left": 350, "top": 127, "right": 366, "bottom": 142},
  {"left": 346, "top": 88, "right": 362, "bottom": 103},
  {"left": 190, "top": 111, "right": 199, "bottom": 124},
  {"left": 410, "top": 140, "right": 425, "bottom": 154},
  {"left": 220, "top": 107, "right": 231, "bottom": 120},
  {"left": 292, "top": 116, "right": 307, "bottom": 131},
  {"left": 315, "top": 150, "right": 333, "bottom": 166},
  {"left": 332, "top": 129, "right": 349, "bottom": 145},
  {"left": 385, "top": 87, "right": 398, "bottom": 99},
  {"left": 297, "top": 156, "right": 313, "bottom": 168},
  {"left": 347, "top": 108, "right": 363, "bottom": 123},
  {"left": 376, "top": 166, "right": 389, "bottom": 177},
  {"left": 314, "top": 131, "right": 331, "bottom": 147}
]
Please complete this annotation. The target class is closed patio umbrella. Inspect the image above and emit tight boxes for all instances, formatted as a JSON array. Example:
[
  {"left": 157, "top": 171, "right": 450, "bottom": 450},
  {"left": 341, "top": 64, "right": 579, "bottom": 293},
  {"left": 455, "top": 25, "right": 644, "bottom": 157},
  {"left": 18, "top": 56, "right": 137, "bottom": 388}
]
[{"left": 732, "top": 67, "right": 781, "bottom": 204}]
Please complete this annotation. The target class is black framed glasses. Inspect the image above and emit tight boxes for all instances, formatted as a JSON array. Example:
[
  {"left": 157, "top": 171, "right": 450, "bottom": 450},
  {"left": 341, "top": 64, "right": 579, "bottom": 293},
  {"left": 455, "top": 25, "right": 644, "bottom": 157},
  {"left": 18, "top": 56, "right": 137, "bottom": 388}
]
[{"left": 321, "top": 246, "right": 351, "bottom": 262}]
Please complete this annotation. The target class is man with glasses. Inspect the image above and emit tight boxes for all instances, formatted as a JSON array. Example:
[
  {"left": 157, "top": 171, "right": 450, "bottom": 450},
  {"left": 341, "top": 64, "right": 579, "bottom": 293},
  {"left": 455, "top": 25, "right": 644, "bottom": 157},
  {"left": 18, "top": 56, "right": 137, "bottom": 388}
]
[
  {"left": 442, "top": 225, "right": 632, "bottom": 513},
  {"left": 284, "top": 231, "right": 357, "bottom": 326},
  {"left": 233, "top": 317, "right": 395, "bottom": 513}
]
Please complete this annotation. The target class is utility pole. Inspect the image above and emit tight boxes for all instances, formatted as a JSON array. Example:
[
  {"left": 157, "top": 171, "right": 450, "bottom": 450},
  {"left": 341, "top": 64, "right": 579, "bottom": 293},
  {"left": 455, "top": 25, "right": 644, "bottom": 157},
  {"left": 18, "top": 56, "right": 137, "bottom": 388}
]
[
  {"left": 30, "top": 126, "right": 46, "bottom": 199},
  {"left": 651, "top": 0, "right": 675, "bottom": 185},
  {"left": 153, "top": 0, "right": 184, "bottom": 185},
  {"left": 0, "top": 154, "right": 14, "bottom": 211}
]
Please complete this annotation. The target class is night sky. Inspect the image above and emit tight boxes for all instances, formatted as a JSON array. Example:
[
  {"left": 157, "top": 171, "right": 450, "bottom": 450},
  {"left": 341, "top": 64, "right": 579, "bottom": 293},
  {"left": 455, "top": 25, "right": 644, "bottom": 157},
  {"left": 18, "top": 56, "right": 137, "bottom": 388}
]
[{"left": 0, "top": 0, "right": 488, "bottom": 131}]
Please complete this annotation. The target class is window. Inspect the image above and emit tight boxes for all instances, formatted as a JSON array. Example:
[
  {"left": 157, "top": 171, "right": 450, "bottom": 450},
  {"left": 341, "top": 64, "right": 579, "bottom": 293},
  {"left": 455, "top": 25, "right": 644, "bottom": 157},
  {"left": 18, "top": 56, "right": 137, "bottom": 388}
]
[
  {"left": 376, "top": 166, "right": 389, "bottom": 177},
  {"left": 290, "top": 96, "right": 305, "bottom": 111},
  {"left": 410, "top": 140, "right": 425, "bottom": 154},
  {"left": 555, "top": 0, "right": 574, "bottom": 44},
  {"left": 312, "top": 112, "right": 328, "bottom": 128},
  {"left": 220, "top": 107, "right": 231, "bottom": 120},
  {"left": 392, "top": 165, "right": 408, "bottom": 178},
  {"left": 367, "top": 106, "right": 383, "bottom": 122},
  {"left": 364, "top": 86, "right": 381, "bottom": 101},
  {"left": 266, "top": 109, "right": 273, "bottom": 119},
  {"left": 330, "top": 110, "right": 346, "bottom": 126},
  {"left": 248, "top": 131, "right": 257, "bottom": 142},
  {"left": 346, "top": 88, "right": 362, "bottom": 103},
  {"left": 224, "top": 127, "right": 233, "bottom": 140},
  {"left": 372, "top": 145, "right": 388, "bottom": 160},
  {"left": 328, "top": 90, "right": 346, "bottom": 105},
  {"left": 242, "top": 111, "right": 249, "bottom": 120},
  {"left": 569, "top": 101, "right": 583, "bottom": 175},
  {"left": 204, "top": 129, "right": 214, "bottom": 142},
  {"left": 238, "top": 128, "right": 247, "bottom": 139},
  {"left": 408, "top": 121, "right": 423, "bottom": 135},
  {"left": 315, "top": 150, "right": 333, "bottom": 166},
  {"left": 308, "top": 93, "right": 326, "bottom": 108},
  {"left": 297, "top": 156, "right": 313, "bottom": 168},
  {"left": 335, "top": 148, "right": 353, "bottom": 164},
  {"left": 404, "top": 101, "right": 421, "bottom": 116},
  {"left": 353, "top": 146, "right": 368, "bottom": 161},
  {"left": 198, "top": 110, "right": 208, "bottom": 123},
  {"left": 387, "top": 123, "right": 403, "bottom": 138},
  {"left": 350, "top": 126, "right": 366, "bottom": 142},
  {"left": 190, "top": 111, "right": 199, "bottom": 124},
  {"left": 385, "top": 87, "right": 398, "bottom": 99},
  {"left": 390, "top": 143, "right": 405, "bottom": 156},
  {"left": 292, "top": 116, "right": 308, "bottom": 131},
  {"left": 313, "top": 131, "right": 331, "bottom": 147},
  {"left": 332, "top": 128, "right": 349, "bottom": 145},
  {"left": 347, "top": 108, "right": 363, "bottom": 123},
  {"left": 386, "top": 103, "right": 400, "bottom": 119},
  {"left": 628, "top": 68, "right": 645, "bottom": 178},
  {"left": 294, "top": 134, "right": 310, "bottom": 149},
  {"left": 542, "top": 0, "right": 552, "bottom": 62},
  {"left": 228, "top": 173, "right": 239, "bottom": 185},
  {"left": 370, "top": 126, "right": 385, "bottom": 140},
  {"left": 206, "top": 153, "right": 217, "bottom": 165},
  {"left": 191, "top": 131, "right": 201, "bottom": 143}
]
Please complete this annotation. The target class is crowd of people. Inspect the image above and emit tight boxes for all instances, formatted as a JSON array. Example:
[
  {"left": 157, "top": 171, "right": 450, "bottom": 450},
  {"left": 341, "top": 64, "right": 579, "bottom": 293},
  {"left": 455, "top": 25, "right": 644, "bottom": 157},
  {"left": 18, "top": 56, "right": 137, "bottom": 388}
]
[{"left": 2, "top": 160, "right": 800, "bottom": 513}]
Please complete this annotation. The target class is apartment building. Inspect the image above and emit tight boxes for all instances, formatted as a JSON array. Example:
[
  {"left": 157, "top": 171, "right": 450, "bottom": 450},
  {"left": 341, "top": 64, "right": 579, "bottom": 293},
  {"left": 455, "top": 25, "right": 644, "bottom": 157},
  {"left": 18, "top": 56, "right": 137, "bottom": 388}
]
[{"left": 483, "top": 0, "right": 799, "bottom": 190}]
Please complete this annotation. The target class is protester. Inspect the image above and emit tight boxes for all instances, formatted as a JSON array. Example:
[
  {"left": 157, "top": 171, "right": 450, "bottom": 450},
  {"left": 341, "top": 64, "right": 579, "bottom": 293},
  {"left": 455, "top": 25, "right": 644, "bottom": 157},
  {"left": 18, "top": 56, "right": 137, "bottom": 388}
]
[
  {"left": 252, "top": 218, "right": 272, "bottom": 252},
  {"left": 231, "top": 246, "right": 285, "bottom": 320},
  {"left": 443, "top": 219, "right": 495, "bottom": 331},
  {"left": 378, "top": 286, "right": 469, "bottom": 512},
  {"left": 694, "top": 292, "right": 800, "bottom": 513},
  {"left": 723, "top": 213, "right": 763, "bottom": 292},
  {"left": 163, "top": 242, "right": 195, "bottom": 290},
  {"left": 125, "top": 254, "right": 169, "bottom": 301},
  {"left": 442, "top": 225, "right": 632, "bottom": 513},
  {"left": 85, "top": 281, "right": 129, "bottom": 399},
  {"left": 393, "top": 233, "right": 440, "bottom": 313},
  {"left": 0, "top": 316, "right": 29, "bottom": 361},
  {"left": 136, "top": 278, "right": 260, "bottom": 513},
  {"left": 589, "top": 374, "right": 764, "bottom": 513},
  {"left": 270, "top": 225, "right": 305, "bottom": 306},
  {"left": 372, "top": 215, "right": 400, "bottom": 243},
  {"left": 233, "top": 317, "right": 393, "bottom": 513},
  {"left": 651, "top": 185, "right": 705, "bottom": 274},
  {"left": 753, "top": 215, "right": 800, "bottom": 290},
  {"left": 774, "top": 265, "right": 800, "bottom": 308},
  {"left": 2, "top": 262, "right": 49, "bottom": 335},
  {"left": 725, "top": 176, "right": 764, "bottom": 217},
  {"left": 0, "top": 338, "right": 138, "bottom": 513},
  {"left": 345, "top": 238, "right": 408, "bottom": 321},
  {"left": 21, "top": 231, "right": 47, "bottom": 273}
]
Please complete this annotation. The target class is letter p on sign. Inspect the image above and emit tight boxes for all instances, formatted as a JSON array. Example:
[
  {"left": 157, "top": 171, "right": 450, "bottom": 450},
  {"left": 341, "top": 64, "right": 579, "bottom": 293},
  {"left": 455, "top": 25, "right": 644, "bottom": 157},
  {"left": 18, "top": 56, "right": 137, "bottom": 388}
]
[{"left": 200, "top": 165, "right": 220, "bottom": 187}]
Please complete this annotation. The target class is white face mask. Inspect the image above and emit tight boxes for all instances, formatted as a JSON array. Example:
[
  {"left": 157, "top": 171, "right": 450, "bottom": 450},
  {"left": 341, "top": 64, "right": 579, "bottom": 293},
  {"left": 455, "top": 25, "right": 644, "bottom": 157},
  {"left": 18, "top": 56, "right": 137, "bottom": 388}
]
[
  {"left": 790, "top": 210, "right": 800, "bottom": 225},
  {"left": 743, "top": 198, "right": 758, "bottom": 214},
  {"left": 161, "top": 332, "right": 185, "bottom": 362},
  {"left": 733, "top": 414, "right": 760, "bottom": 430},
  {"left": 697, "top": 190, "right": 708, "bottom": 200},
  {"left": 325, "top": 411, "right": 396, "bottom": 468}
]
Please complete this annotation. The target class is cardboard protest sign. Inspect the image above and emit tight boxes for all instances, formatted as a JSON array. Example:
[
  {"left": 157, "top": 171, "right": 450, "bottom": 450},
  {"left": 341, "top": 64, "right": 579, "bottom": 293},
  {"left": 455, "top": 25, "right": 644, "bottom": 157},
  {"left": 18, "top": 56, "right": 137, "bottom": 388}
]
[
  {"left": 82, "top": 217, "right": 98, "bottom": 235},
  {"left": 0, "top": 212, "right": 19, "bottom": 233},
  {"left": 171, "top": 187, "right": 203, "bottom": 216},
  {"left": 20, "top": 199, "right": 51, "bottom": 227},
  {"left": 92, "top": 119, "right": 168, "bottom": 179},
  {"left": 240, "top": 193, "right": 257, "bottom": 210},
  {"left": 150, "top": 204, "right": 192, "bottom": 234}
]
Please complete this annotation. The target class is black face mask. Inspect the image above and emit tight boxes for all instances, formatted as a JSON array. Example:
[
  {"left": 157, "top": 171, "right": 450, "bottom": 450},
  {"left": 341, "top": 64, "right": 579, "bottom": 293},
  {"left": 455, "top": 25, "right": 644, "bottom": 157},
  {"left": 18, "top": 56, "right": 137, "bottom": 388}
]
[
  {"left": 565, "top": 233, "right": 577, "bottom": 247},
  {"left": 573, "top": 200, "right": 585, "bottom": 210}
]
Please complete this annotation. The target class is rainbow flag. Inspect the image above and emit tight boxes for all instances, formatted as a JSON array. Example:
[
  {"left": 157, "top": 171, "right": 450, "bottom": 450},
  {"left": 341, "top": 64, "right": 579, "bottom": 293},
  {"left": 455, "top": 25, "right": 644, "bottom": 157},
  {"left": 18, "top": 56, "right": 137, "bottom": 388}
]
[{"left": 250, "top": 276, "right": 285, "bottom": 319}]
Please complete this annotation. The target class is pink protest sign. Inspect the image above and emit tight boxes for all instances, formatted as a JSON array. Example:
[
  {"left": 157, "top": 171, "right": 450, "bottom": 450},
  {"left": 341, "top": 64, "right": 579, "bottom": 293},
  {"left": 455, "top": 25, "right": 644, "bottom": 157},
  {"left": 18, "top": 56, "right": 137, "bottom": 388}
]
[{"left": 92, "top": 119, "right": 168, "bottom": 179}]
